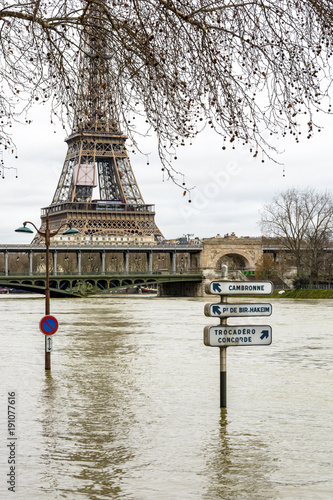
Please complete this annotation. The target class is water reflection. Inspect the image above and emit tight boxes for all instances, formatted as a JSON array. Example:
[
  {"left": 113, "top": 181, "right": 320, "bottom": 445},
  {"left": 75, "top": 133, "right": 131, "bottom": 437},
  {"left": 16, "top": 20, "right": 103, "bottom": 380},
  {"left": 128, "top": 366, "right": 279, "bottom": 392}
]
[
  {"left": 202, "top": 410, "right": 277, "bottom": 500},
  {"left": 38, "top": 322, "right": 138, "bottom": 499}
]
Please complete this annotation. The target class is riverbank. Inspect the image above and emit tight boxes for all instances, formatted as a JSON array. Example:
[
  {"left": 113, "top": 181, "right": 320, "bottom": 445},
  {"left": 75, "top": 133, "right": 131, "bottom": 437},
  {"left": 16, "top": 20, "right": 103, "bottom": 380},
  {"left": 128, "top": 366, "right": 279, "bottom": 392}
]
[
  {"left": 271, "top": 289, "right": 333, "bottom": 299},
  {"left": 237, "top": 289, "right": 333, "bottom": 299}
]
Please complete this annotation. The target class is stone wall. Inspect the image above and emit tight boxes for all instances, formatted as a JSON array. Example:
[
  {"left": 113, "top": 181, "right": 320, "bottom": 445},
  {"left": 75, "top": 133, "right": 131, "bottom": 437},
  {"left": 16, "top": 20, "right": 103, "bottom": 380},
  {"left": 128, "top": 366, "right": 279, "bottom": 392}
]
[{"left": 201, "top": 233, "right": 264, "bottom": 275}]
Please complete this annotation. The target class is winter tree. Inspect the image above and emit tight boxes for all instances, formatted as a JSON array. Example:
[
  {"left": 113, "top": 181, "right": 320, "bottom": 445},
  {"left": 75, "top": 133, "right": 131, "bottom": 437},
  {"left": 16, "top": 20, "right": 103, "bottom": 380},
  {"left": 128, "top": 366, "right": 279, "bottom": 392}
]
[
  {"left": 261, "top": 187, "right": 333, "bottom": 282},
  {"left": 1, "top": 1, "right": 333, "bottom": 184}
]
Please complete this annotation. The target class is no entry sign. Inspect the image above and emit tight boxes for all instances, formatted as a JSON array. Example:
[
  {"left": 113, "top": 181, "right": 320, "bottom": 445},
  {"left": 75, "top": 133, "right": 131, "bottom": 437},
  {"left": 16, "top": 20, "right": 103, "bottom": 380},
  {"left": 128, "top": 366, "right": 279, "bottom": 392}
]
[{"left": 40, "top": 315, "right": 58, "bottom": 335}]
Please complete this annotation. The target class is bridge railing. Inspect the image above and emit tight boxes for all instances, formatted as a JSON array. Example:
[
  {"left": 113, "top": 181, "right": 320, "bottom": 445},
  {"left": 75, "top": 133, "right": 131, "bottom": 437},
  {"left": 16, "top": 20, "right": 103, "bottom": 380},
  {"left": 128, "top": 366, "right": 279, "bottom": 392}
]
[
  {"left": 41, "top": 201, "right": 156, "bottom": 215},
  {"left": 0, "top": 243, "right": 203, "bottom": 251},
  {"left": 0, "top": 269, "right": 203, "bottom": 277}
]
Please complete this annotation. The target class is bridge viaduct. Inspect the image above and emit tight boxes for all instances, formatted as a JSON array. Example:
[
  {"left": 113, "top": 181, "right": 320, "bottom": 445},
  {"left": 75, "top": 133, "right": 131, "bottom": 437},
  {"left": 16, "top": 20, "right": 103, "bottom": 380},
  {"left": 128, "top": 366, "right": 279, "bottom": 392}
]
[{"left": 0, "top": 233, "right": 283, "bottom": 296}]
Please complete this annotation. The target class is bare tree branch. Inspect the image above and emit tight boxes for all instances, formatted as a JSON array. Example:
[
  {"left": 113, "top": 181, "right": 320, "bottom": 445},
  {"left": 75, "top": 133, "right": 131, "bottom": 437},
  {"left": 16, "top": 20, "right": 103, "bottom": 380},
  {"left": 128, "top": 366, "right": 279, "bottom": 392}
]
[{"left": 0, "top": 0, "right": 333, "bottom": 189}]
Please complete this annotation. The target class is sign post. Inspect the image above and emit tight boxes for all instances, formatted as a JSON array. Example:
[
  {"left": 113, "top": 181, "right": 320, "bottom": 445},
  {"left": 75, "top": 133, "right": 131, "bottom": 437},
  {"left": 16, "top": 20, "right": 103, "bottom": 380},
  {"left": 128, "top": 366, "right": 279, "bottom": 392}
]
[
  {"left": 40, "top": 315, "right": 58, "bottom": 370},
  {"left": 219, "top": 266, "right": 228, "bottom": 408},
  {"left": 204, "top": 266, "right": 273, "bottom": 408}
]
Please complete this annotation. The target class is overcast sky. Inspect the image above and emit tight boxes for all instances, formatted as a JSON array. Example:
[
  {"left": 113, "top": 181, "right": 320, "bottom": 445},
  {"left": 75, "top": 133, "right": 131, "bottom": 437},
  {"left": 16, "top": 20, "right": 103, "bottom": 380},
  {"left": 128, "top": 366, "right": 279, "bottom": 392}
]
[{"left": 1, "top": 104, "right": 333, "bottom": 244}]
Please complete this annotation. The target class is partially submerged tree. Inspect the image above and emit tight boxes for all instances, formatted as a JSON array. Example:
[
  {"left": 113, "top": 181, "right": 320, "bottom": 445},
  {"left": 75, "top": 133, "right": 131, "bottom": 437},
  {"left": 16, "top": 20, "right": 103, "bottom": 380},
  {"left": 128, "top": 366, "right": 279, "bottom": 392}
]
[
  {"left": 261, "top": 188, "right": 333, "bottom": 282},
  {"left": 1, "top": 0, "right": 333, "bottom": 185}
]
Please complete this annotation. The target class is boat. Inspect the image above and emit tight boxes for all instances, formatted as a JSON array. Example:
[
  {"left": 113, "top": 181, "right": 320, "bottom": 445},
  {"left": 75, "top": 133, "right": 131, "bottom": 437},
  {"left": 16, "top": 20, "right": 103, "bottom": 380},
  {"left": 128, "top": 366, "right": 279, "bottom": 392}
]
[{"left": 140, "top": 286, "right": 157, "bottom": 294}]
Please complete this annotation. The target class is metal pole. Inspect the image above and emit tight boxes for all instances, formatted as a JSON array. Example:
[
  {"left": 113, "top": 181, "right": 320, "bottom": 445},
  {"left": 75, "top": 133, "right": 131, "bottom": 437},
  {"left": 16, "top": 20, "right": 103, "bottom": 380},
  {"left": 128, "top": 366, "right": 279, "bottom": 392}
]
[
  {"left": 101, "top": 250, "right": 106, "bottom": 274},
  {"left": 53, "top": 250, "right": 58, "bottom": 276},
  {"left": 220, "top": 344, "right": 227, "bottom": 408},
  {"left": 16, "top": 216, "right": 79, "bottom": 372},
  {"left": 219, "top": 296, "right": 227, "bottom": 408},
  {"left": 124, "top": 251, "right": 129, "bottom": 273},
  {"left": 220, "top": 264, "right": 228, "bottom": 408},
  {"left": 29, "top": 250, "right": 33, "bottom": 275},
  {"left": 45, "top": 214, "right": 51, "bottom": 371},
  {"left": 77, "top": 250, "right": 82, "bottom": 274}
]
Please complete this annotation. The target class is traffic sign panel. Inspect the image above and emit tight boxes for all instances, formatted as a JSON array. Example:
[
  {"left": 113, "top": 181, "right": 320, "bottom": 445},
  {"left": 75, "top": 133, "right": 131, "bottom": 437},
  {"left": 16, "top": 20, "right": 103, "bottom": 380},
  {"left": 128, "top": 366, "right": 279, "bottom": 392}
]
[
  {"left": 45, "top": 336, "right": 53, "bottom": 352},
  {"left": 204, "top": 302, "right": 272, "bottom": 318},
  {"left": 206, "top": 281, "right": 273, "bottom": 295},
  {"left": 40, "top": 315, "right": 58, "bottom": 335},
  {"left": 204, "top": 325, "right": 272, "bottom": 346}
]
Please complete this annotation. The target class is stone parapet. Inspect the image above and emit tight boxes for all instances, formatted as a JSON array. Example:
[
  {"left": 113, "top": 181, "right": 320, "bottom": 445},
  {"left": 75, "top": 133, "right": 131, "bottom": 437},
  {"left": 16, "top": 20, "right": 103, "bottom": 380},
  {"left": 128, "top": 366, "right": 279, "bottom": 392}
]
[{"left": 201, "top": 233, "right": 263, "bottom": 271}]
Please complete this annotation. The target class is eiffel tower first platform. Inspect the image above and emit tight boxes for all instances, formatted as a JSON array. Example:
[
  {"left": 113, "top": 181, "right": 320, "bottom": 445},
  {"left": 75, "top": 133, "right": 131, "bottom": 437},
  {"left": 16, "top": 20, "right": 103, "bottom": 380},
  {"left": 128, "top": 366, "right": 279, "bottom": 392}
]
[{"left": 35, "top": 4, "right": 163, "bottom": 243}]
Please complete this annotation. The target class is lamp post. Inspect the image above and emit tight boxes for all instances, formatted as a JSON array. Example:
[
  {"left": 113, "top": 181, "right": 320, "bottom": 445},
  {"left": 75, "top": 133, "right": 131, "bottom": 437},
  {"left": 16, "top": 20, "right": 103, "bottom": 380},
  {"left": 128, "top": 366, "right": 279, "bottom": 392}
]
[{"left": 15, "top": 213, "right": 79, "bottom": 370}]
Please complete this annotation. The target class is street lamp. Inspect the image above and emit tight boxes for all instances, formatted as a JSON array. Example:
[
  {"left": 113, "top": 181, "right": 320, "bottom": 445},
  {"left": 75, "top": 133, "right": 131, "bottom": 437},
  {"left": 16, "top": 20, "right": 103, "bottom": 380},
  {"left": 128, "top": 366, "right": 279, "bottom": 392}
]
[{"left": 15, "top": 213, "right": 79, "bottom": 370}]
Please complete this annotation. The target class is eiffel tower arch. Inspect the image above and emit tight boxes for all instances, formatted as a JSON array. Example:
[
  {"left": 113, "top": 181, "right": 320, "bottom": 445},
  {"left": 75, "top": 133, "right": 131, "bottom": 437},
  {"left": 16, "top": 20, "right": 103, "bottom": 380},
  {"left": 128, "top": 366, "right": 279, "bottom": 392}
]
[{"left": 35, "top": 2, "right": 163, "bottom": 243}]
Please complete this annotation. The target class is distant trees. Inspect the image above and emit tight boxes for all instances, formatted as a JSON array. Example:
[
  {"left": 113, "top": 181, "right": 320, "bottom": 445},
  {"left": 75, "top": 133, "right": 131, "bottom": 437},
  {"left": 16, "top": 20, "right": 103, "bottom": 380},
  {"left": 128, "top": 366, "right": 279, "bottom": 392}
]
[
  {"left": 1, "top": 1, "right": 333, "bottom": 185},
  {"left": 261, "top": 188, "right": 333, "bottom": 284},
  {"left": 254, "top": 254, "right": 278, "bottom": 281}
]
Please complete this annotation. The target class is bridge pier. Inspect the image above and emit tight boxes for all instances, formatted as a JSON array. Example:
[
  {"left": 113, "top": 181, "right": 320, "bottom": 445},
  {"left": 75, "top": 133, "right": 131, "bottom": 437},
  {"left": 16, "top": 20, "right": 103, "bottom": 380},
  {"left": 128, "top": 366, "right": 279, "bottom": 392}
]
[
  {"left": 158, "top": 281, "right": 204, "bottom": 297},
  {"left": 4, "top": 250, "right": 8, "bottom": 276},
  {"left": 170, "top": 251, "right": 176, "bottom": 273}
]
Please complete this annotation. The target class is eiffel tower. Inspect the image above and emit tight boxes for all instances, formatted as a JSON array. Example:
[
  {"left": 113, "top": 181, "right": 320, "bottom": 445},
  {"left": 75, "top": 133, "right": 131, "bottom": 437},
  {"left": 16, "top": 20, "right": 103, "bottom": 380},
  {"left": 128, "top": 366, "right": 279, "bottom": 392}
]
[{"left": 36, "top": 3, "right": 163, "bottom": 242}]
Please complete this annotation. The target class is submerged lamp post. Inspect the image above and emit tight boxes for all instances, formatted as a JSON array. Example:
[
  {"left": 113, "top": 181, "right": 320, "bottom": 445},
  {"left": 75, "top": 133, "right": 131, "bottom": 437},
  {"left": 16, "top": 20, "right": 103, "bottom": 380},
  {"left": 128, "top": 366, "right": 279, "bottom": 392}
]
[{"left": 15, "top": 213, "right": 79, "bottom": 370}]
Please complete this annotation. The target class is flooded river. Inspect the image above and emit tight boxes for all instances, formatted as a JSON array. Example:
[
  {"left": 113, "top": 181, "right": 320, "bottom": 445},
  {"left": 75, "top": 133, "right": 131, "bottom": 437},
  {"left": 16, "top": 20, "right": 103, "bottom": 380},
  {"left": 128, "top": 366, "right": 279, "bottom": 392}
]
[{"left": 0, "top": 295, "right": 332, "bottom": 499}]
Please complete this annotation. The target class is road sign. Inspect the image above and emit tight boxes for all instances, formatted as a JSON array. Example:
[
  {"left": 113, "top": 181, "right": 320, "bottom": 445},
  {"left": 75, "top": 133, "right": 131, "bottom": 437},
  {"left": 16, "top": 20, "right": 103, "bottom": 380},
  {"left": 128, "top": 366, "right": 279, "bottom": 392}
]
[
  {"left": 40, "top": 315, "right": 58, "bottom": 335},
  {"left": 204, "top": 325, "right": 272, "bottom": 346},
  {"left": 45, "top": 336, "right": 53, "bottom": 352},
  {"left": 206, "top": 281, "right": 273, "bottom": 295},
  {"left": 204, "top": 302, "right": 272, "bottom": 318}
]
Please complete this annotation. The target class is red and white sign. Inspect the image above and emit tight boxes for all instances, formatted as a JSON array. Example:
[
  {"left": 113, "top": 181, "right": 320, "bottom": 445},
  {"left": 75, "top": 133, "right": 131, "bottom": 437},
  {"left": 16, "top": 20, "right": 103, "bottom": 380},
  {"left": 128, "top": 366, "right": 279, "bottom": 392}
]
[{"left": 40, "top": 315, "right": 58, "bottom": 335}]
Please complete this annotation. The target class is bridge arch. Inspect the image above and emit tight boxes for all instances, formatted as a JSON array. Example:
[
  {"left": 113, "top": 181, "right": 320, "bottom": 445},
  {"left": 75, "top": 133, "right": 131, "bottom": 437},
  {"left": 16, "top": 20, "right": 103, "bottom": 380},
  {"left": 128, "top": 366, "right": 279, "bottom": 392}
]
[
  {"left": 215, "top": 253, "right": 250, "bottom": 271},
  {"left": 201, "top": 235, "right": 263, "bottom": 273},
  {"left": 35, "top": 280, "right": 45, "bottom": 287},
  {"left": 97, "top": 280, "right": 108, "bottom": 290},
  {"left": 60, "top": 280, "right": 70, "bottom": 290}
]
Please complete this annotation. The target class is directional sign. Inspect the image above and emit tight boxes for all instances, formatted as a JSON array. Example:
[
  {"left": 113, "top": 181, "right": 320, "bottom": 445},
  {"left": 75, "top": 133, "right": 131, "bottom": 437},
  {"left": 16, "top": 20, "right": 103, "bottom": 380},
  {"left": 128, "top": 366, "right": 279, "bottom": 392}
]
[
  {"left": 206, "top": 281, "right": 273, "bottom": 295},
  {"left": 204, "top": 325, "right": 272, "bottom": 346},
  {"left": 204, "top": 303, "right": 272, "bottom": 318},
  {"left": 40, "top": 315, "right": 58, "bottom": 335},
  {"left": 45, "top": 336, "right": 53, "bottom": 352}
]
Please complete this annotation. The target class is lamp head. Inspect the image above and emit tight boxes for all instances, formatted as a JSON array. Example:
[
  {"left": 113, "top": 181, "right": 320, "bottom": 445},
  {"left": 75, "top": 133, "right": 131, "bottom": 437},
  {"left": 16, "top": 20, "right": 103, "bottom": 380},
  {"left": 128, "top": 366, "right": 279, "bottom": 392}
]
[
  {"left": 63, "top": 223, "right": 80, "bottom": 235},
  {"left": 15, "top": 223, "right": 34, "bottom": 234}
]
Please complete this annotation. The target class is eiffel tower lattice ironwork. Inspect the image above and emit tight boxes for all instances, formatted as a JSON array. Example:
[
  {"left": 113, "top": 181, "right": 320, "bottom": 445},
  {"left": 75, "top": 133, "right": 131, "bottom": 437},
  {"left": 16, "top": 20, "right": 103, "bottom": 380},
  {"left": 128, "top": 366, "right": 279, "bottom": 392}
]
[{"left": 36, "top": 3, "right": 163, "bottom": 242}]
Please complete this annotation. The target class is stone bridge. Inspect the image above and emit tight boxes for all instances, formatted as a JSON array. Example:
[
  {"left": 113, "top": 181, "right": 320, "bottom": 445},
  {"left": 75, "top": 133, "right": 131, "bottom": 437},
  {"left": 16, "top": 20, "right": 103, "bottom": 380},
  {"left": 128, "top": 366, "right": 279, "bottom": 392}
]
[{"left": 200, "top": 233, "right": 264, "bottom": 278}]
